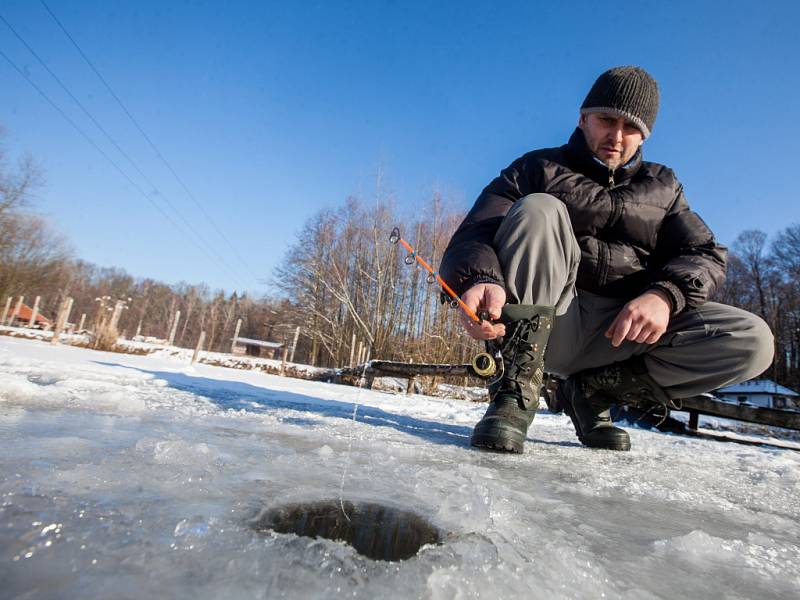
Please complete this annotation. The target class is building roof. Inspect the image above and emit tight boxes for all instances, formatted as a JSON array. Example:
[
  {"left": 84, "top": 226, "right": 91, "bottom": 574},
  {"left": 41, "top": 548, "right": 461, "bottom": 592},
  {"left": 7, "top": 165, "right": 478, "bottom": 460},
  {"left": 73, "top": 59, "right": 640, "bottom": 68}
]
[
  {"left": 8, "top": 303, "right": 51, "bottom": 326},
  {"left": 232, "top": 337, "right": 283, "bottom": 349},
  {"left": 718, "top": 379, "right": 799, "bottom": 397}
]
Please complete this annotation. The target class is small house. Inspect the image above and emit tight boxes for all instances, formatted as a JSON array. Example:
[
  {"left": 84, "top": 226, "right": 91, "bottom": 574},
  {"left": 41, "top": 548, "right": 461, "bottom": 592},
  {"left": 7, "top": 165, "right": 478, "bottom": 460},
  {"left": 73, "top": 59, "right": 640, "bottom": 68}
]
[
  {"left": 716, "top": 379, "right": 799, "bottom": 410},
  {"left": 4, "top": 302, "right": 51, "bottom": 329},
  {"left": 231, "top": 336, "right": 283, "bottom": 359}
]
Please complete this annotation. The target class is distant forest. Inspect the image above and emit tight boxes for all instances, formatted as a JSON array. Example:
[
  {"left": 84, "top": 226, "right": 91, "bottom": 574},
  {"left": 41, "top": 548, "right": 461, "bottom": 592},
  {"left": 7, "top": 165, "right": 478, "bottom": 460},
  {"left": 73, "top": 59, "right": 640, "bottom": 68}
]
[{"left": 2, "top": 135, "right": 799, "bottom": 391}]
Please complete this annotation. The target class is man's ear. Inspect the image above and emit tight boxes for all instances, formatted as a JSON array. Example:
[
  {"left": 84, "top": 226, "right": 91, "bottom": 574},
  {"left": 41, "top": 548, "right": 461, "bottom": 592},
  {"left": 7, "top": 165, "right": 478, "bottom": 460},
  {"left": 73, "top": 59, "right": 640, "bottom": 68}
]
[{"left": 578, "top": 113, "right": 586, "bottom": 129}]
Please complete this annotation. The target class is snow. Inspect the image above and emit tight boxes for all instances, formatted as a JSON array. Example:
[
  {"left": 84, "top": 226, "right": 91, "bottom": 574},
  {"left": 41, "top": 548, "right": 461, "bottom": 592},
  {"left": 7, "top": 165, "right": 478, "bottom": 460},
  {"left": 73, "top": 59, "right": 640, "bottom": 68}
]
[
  {"left": 719, "top": 379, "right": 799, "bottom": 397},
  {"left": 1, "top": 336, "right": 799, "bottom": 599}
]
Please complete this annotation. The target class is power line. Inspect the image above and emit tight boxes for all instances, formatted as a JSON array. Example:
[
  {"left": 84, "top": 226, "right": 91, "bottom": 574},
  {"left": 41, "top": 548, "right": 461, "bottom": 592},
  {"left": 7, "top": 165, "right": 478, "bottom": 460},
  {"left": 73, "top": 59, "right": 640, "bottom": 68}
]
[
  {"left": 0, "top": 46, "right": 247, "bottom": 289},
  {"left": 39, "top": 0, "right": 262, "bottom": 282},
  {"left": 0, "top": 11, "right": 252, "bottom": 290}
]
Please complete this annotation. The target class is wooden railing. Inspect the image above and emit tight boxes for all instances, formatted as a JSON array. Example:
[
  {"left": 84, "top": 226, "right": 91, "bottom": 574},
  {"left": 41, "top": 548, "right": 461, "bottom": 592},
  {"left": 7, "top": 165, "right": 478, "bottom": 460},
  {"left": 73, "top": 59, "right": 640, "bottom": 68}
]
[
  {"left": 677, "top": 394, "right": 800, "bottom": 431},
  {"left": 333, "top": 361, "right": 800, "bottom": 433}
]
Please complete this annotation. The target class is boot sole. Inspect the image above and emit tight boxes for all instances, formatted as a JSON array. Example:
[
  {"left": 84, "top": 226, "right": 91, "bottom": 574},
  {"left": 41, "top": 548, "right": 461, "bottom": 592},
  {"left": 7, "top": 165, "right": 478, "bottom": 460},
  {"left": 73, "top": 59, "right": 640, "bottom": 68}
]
[
  {"left": 471, "top": 424, "right": 526, "bottom": 454},
  {"left": 578, "top": 435, "right": 631, "bottom": 451}
]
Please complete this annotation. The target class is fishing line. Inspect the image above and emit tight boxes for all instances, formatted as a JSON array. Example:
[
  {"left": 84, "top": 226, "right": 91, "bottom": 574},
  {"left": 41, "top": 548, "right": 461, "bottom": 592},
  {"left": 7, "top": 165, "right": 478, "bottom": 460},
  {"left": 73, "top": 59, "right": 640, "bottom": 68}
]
[{"left": 338, "top": 349, "right": 371, "bottom": 522}]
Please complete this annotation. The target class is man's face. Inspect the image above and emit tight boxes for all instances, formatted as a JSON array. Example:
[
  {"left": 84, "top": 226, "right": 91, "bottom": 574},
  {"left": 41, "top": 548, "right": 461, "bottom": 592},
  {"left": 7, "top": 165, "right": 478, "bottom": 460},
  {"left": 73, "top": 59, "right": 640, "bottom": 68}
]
[{"left": 579, "top": 112, "right": 644, "bottom": 170}]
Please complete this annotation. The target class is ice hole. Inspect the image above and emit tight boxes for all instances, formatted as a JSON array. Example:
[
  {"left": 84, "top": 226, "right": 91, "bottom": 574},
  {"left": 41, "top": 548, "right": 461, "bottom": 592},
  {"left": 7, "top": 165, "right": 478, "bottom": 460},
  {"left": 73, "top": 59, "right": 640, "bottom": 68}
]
[{"left": 253, "top": 500, "right": 442, "bottom": 561}]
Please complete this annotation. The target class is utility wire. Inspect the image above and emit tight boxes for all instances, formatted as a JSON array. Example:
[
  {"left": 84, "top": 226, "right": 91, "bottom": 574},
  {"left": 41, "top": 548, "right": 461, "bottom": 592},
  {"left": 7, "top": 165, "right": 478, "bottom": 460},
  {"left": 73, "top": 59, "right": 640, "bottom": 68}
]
[
  {"left": 0, "top": 12, "right": 251, "bottom": 290},
  {"left": 0, "top": 47, "right": 246, "bottom": 288},
  {"left": 39, "top": 0, "right": 262, "bottom": 282}
]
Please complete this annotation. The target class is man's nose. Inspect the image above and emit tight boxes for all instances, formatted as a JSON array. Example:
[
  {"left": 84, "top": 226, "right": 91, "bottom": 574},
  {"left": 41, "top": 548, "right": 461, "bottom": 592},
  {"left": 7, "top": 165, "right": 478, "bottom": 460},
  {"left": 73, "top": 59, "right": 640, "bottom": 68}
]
[{"left": 611, "top": 126, "right": 623, "bottom": 142}]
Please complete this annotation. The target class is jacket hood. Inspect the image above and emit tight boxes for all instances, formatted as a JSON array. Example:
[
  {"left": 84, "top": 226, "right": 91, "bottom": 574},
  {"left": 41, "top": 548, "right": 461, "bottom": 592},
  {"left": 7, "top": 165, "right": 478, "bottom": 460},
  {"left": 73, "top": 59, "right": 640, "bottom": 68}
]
[{"left": 564, "top": 128, "right": 642, "bottom": 186}]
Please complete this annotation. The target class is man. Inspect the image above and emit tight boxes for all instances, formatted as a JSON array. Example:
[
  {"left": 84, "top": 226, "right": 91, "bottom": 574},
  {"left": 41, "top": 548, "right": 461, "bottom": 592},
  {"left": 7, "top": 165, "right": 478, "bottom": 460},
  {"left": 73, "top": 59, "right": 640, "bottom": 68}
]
[{"left": 439, "top": 66, "right": 774, "bottom": 453}]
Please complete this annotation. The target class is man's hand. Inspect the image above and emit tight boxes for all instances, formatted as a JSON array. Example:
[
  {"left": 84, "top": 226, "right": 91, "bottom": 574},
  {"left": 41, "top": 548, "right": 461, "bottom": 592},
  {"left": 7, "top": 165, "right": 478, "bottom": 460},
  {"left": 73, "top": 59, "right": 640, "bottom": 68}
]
[
  {"left": 605, "top": 290, "right": 671, "bottom": 347},
  {"left": 460, "top": 283, "right": 506, "bottom": 340}
]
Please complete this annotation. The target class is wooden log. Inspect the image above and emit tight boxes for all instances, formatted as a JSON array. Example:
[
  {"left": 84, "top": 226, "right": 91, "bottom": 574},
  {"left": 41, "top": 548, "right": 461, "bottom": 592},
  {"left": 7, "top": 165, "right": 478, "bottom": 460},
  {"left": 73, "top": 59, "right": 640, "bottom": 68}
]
[
  {"left": 364, "top": 360, "right": 476, "bottom": 378},
  {"left": 678, "top": 394, "right": 800, "bottom": 431},
  {"left": 333, "top": 361, "right": 490, "bottom": 392}
]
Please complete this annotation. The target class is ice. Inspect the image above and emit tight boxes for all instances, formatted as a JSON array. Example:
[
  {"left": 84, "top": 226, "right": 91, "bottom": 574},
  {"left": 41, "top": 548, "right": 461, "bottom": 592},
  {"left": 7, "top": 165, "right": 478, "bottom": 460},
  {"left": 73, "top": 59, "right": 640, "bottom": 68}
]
[{"left": 1, "top": 335, "right": 799, "bottom": 598}]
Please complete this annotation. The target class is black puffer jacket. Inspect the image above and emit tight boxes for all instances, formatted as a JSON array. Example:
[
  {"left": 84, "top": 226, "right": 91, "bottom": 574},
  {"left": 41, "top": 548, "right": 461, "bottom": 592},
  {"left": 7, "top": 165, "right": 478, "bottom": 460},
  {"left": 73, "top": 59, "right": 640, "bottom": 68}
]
[{"left": 440, "top": 128, "right": 727, "bottom": 313}]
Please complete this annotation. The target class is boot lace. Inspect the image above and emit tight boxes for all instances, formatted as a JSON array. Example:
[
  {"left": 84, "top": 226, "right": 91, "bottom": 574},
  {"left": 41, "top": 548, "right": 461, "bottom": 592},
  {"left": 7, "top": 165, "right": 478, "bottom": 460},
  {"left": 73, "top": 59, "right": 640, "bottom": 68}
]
[
  {"left": 624, "top": 387, "right": 683, "bottom": 428},
  {"left": 585, "top": 363, "right": 683, "bottom": 428},
  {"left": 485, "top": 315, "right": 543, "bottom": 396},
  {"left": 496, "top": 315, "right": 540, "bottom": 381}
]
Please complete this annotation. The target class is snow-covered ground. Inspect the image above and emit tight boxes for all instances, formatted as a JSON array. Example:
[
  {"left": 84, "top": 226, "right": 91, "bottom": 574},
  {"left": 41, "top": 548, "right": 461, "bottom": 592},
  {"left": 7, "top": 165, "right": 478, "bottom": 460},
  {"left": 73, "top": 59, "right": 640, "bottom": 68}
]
[{"left": 1, "top": 336, "right": 798, "bottom": 599}]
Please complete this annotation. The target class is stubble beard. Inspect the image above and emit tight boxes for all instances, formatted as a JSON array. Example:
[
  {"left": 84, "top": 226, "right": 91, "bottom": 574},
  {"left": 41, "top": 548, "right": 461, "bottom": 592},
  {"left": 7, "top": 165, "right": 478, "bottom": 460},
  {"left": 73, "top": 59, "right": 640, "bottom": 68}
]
[{"left": 589, "top": 138, "right": 624, "bottom": 170}]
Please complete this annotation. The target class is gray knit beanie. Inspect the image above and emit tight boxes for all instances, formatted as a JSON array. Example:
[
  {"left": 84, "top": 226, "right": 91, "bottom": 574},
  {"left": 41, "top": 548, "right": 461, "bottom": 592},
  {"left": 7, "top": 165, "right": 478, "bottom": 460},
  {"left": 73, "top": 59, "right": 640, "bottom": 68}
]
[{"left": 580, "top": 66, "right": 660, "bottom": 138}]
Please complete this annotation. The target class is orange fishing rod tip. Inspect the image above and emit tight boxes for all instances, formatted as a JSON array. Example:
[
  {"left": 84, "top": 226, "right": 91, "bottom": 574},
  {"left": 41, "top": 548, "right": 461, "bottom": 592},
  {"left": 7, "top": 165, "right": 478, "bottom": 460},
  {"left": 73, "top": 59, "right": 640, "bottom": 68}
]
[{"left": 389, "top": 227, "right": 481, "bottom": 323}]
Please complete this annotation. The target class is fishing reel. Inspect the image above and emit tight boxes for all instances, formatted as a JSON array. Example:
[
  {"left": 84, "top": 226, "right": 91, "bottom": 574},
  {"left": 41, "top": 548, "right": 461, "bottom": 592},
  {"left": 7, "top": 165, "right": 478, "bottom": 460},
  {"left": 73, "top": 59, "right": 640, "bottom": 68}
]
[
  {"left": 467, "top": 309, "right": 505, "bottom": 383},
  {"left": 471, "top": 351, "right": 497, "bottom": 377},
  {"left": 470, "top": 349, "right": 504, "bottom": 383}
]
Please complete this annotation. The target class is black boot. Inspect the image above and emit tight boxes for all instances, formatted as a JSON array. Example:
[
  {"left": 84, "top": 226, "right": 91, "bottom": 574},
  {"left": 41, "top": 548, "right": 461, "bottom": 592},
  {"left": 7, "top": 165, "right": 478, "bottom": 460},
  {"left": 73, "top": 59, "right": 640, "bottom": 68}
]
[
  {"left": 556, "top": 376, "right": 631, "bottom": 451},
  {"left": 557, "top": 356, "right": 673, "bottom": 451},
  {"left": 471, "top": 304, "right": 555, "bottom": 454}
]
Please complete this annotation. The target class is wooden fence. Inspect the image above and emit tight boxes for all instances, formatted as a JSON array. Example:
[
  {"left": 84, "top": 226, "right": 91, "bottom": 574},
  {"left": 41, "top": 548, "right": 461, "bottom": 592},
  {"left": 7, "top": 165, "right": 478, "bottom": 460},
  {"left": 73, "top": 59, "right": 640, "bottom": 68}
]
[{"left": 336, "top": 361, "right": 800, "bottom": 433}]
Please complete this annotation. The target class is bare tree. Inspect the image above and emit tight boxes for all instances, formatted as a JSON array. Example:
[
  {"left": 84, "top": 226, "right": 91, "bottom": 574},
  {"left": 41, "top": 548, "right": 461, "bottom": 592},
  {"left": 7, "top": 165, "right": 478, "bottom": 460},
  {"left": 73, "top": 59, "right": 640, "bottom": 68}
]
[{"left": 0, "top": 129, "right": 42, "bottom": 217}]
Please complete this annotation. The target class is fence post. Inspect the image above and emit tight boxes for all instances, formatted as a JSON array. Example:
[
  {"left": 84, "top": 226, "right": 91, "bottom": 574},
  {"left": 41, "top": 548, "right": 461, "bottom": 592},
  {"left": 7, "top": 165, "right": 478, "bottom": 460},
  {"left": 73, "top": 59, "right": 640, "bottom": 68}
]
[
  {"left": 168, "top": 310, "right": 181, "bottom": 346},
  {"left": 280, "top": 343, "right": 288, "bottom": 376},
  {"left": 51, "top": 297, "right": 74, "bottom": 345},
  {"left": 289, "top": 326, "right": 300, "bottom": 363},
  {"left": 191, "top": 331, "right": 206, "bottom": 364},
  {"left": 27, "top": 296, "right": 41, "bottom": 328},
  {"left": 231, "top": 318, "right": 242, "bottom": 354},
  {"left": 349, "top": 333, "right": 357, "bottom": 367},
  {"left": 1, "top": 296, "right": 11, "bottom": 325},
  {"left": 9, "top": 296, "right": 24, "bottom": 327},
  {"left": 110, "top": 300, "right": 125, "bottom": 331},
  {"left": 78, "top": 313, "right": 86, "bottom": 333}
]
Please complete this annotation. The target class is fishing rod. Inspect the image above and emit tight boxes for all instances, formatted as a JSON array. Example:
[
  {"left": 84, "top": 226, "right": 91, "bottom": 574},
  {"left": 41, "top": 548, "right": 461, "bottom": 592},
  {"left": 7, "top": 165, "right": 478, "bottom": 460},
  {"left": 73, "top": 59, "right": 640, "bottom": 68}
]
[{"left": 389, "top": 227, "right": 502, "bottom": 380}]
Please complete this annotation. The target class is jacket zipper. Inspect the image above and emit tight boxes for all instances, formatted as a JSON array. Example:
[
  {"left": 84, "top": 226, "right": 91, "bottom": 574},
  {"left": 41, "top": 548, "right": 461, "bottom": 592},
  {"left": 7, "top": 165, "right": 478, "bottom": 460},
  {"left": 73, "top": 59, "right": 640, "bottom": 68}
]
[{"left": 600, "top": 168, "right": 615, "bottom": 287}]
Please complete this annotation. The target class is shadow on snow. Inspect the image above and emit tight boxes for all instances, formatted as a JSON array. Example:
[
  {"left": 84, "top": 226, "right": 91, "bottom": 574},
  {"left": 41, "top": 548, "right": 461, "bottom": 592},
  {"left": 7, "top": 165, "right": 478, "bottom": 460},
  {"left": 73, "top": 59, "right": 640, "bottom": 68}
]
[{"left": 93, "top": 362, "right": 479, "bottom": 449}]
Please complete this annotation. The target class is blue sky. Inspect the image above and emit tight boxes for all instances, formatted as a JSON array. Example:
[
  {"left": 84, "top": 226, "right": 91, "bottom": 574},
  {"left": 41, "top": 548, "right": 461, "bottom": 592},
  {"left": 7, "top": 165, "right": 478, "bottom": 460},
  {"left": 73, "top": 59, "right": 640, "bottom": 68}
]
[{"left": 1, "top": 1, "right": 798, "bottom": 295}]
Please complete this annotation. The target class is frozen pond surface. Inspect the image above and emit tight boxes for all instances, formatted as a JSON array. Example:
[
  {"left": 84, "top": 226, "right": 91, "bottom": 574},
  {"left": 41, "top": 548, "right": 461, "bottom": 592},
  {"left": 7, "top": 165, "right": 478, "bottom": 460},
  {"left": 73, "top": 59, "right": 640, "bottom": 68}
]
[{"left": 1, "top": 336, "right": 799, "bottom": 599}]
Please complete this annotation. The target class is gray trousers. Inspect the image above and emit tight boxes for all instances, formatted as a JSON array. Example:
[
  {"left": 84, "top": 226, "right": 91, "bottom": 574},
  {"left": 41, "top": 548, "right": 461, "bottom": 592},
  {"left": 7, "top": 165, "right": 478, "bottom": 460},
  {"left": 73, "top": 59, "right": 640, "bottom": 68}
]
[{"left": 495, "top": 194, "right": 774, "bottom": 399}]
